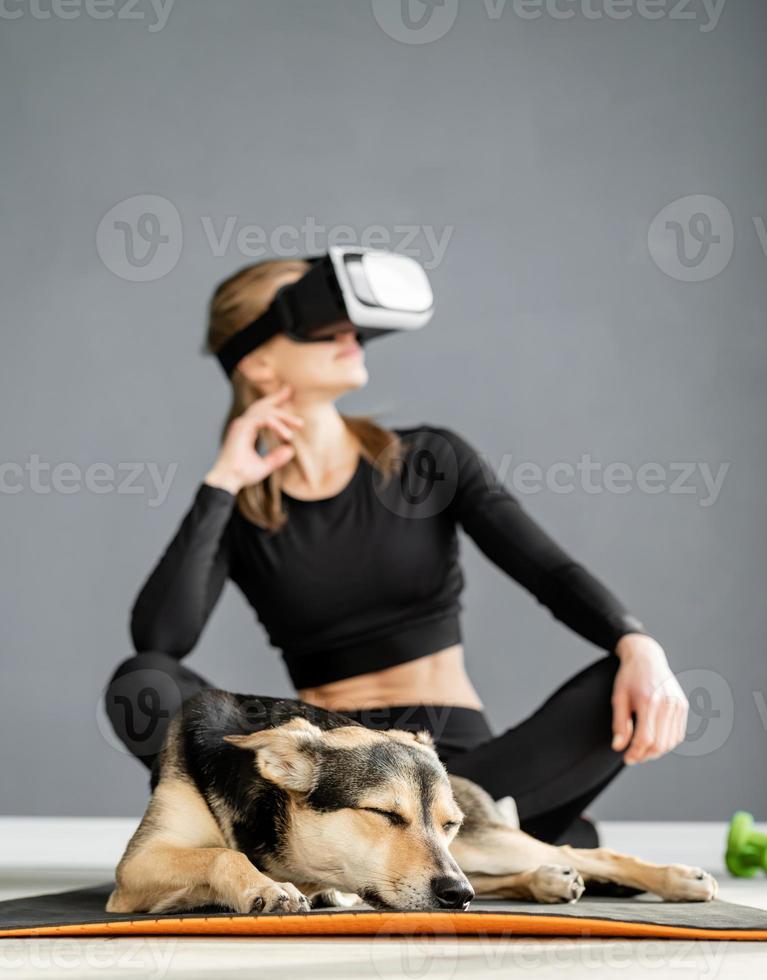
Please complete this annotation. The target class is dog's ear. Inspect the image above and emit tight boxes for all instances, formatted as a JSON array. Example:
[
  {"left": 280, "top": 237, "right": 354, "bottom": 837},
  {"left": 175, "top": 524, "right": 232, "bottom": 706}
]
[
  {"left": 223, "top": 717, "right": 323, "bottom": 793},
  {"left": 384, "top": 728, "right": 437, "bottom": 753}
]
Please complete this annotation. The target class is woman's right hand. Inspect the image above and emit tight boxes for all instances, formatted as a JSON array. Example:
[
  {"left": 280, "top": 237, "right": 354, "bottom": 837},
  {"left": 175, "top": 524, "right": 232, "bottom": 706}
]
[{"left": 204, "top": 384, "right": 304, "bottom": 495}]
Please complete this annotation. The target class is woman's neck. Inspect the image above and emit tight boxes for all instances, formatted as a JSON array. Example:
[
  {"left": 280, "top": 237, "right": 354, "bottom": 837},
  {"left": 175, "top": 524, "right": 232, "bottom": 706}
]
[{"left": 272, "top": 400, "right": 360, "bottom": 495}]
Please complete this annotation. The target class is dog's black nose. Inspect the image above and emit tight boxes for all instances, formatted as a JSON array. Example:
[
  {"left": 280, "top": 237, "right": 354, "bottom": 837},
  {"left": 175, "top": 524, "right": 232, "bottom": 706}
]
[{"left": 430, "top": 875, "right": 474, "bottom": 909}]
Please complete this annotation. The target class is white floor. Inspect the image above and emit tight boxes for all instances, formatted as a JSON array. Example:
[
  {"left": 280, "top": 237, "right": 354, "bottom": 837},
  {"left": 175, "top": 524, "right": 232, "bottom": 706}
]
[{"left": 0, "top": 818, "right": 766, "bottom": 979}]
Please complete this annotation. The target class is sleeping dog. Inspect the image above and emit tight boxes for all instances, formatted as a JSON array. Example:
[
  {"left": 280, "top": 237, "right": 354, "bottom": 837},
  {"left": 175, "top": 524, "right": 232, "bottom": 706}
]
[{"left": 107, "top": 691, "right": 718, "bottom": 914}]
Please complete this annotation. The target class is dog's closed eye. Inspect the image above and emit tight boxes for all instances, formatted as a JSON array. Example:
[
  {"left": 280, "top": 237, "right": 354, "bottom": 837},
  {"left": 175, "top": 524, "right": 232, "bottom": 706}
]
[
  {"left": 360, "top": 807, "right": 408, "bottom": 827},
  {"left": 359, "top": 807, "right": 461, "bottom": 834}
]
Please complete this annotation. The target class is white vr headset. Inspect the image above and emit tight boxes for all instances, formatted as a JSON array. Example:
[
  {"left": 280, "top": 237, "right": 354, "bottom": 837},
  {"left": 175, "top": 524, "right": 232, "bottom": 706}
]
[{"left": 216, "top": 247, "right": 434, "bottom": 376}]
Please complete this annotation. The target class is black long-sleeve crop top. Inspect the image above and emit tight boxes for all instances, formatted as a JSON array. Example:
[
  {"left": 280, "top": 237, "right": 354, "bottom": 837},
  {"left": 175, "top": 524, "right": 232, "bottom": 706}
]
[{"left": 130, "top": 424, "right": 648, "bottom": 688}]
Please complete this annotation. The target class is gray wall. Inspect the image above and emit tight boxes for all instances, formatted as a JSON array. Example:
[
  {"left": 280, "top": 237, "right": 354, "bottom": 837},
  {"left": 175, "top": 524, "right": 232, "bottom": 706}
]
[{"left": 1, "top": 0, "right": 765, "bottom": 819}]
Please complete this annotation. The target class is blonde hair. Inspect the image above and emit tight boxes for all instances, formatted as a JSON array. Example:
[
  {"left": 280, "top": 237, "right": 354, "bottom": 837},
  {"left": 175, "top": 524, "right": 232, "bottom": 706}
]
[{"left": 205, "top": 259, "right": 402, "bottom": 531}]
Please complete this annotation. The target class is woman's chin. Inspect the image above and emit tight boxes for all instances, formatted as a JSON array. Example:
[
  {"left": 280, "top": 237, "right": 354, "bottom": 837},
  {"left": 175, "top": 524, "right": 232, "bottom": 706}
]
[
  {"left": 335, "top": 367, "right": 369, "bottom": 391},
  {"left": 298, "top": 367, "right": 368, "bottom": 400}
]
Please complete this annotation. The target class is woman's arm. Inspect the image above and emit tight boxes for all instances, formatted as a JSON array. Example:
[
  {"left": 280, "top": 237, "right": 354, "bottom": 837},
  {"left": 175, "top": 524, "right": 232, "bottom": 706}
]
[
  {"left": 130, "top": 483, "right": 236, "bottom": 657},
  {"left": 438, "top": 426, "right": 689, "bottom": 763},
  {"left": 439, "top": 426, "right": 646, "bottom": 652},
  {"left": 131, "top": 384, "right": 304, "bottom": 658}
]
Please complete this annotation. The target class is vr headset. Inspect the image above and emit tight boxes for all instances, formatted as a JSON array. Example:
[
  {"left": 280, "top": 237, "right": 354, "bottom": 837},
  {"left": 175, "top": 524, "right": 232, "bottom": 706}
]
[{"left": 215, "top": 247, "right": 434, "bottom": 377}]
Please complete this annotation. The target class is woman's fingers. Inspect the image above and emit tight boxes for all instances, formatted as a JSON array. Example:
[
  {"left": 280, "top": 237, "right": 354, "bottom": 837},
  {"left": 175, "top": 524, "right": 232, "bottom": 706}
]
[
  {"left": 272, "top": 407, "right": 305, "bottom": 428},
  {"left": 258, "top": 442, "right": 296, "bottom": 477},
  {"left": 611, "top": 688, "right": 633, "bottom": 753},
  {"left": 611, "top": 640, "right": 690, "bottom": 765},
  {"left": 238, "top": 393, "right": 304, "bottom": 437},
  {"left": 210, "top": 386, "right": 300, "bottom": 490},
  {"left": 655, "top": 697, "right": 689, "bottom": 759},
  {"left": 235, "top": 408, "right": 299, "bottom": 441},
  {"left": 623, "top": 697, "right": 658, "bottom": 764},
  {"left": 624, "top": 695, "right": 689, "bottom": 764},
  {"left": 645, "top": 699, "right": 676, "bottom": 760},
  {"left": 241, "top": 385, "right": 294, "bottom": 419},
  {"left": 261, "top": 415, "right": 296, "bottom": 442},
  {"left": 672, "top": 698, "right": 688, "bottom": 751}
]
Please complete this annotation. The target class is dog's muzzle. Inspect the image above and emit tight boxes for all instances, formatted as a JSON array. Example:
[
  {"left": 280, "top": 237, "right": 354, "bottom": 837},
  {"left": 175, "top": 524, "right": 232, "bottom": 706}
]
[{"left": 430, "top": 875, "right": 475, "bottom": 910}]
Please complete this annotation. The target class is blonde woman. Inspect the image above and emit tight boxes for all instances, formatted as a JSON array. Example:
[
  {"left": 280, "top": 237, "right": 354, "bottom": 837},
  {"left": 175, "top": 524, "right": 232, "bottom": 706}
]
[{"left": 105, "top": 258, "right": 689, "bottom": 848}]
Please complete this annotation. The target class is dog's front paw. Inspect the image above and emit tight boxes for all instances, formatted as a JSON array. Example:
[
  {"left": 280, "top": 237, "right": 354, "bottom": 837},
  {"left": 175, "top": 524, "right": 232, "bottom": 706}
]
[
  {"left": 243, "top": 880, "right": 311, "bottom": 914},
  {"left": 658, "top": 865, "right": 718, "bottom": 902},
  {"left": 530, "top": 864, "right": 585, "bottom": 904}
]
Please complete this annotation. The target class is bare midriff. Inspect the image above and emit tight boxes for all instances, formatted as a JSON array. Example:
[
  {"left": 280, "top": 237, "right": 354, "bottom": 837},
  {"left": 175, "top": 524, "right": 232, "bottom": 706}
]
[{"left": 296, "top": 643, "right": 484, "bottom": 713}]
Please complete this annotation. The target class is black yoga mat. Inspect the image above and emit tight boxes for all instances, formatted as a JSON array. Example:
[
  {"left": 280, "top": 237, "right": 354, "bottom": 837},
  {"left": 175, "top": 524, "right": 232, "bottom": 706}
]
[{"left": 1, "top": 883, "right": 766, "bottom": 939}]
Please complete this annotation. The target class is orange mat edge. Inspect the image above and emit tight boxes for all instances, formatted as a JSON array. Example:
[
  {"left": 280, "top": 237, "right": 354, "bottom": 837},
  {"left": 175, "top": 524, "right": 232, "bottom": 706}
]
[{"left": 2, "top": 911, "right": 766, "bottom": 941}]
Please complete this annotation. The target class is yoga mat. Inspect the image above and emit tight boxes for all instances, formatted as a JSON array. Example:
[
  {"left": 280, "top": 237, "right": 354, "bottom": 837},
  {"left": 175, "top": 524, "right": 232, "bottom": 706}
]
[{"left": 1, "top": 883, "right": 766, "bottom": 940}]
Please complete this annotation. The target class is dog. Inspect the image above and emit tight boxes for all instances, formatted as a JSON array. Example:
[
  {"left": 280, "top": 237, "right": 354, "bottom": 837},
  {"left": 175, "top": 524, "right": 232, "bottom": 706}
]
[{"left": 107, "top": 690, "right": 718, "bottom": 915}]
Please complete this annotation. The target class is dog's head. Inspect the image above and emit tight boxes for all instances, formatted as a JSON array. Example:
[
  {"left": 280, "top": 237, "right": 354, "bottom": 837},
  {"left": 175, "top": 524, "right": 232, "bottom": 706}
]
[{"left": 224, "top": 717, "right": 474, "bottom": 911}]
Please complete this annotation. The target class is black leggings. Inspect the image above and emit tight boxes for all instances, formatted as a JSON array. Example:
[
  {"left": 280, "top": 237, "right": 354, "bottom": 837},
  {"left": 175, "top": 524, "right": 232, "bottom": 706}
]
[{"left": 103, "top": 653, "right": 625, "bottom": 847}]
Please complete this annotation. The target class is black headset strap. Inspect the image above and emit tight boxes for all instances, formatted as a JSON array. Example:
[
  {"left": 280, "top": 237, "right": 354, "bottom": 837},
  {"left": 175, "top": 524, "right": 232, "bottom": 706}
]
[
  {"left": 214, "top": 256, "right": 325, "bottom": 377},
  {"left": 215, "top": 306, "right": 284, "bottom": 377}
]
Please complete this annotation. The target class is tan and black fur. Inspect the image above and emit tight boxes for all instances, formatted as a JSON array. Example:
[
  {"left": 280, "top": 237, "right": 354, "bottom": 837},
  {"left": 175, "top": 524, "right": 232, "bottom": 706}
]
[{"left": 107, "top": 691, "right": 717, "bottom": 915}]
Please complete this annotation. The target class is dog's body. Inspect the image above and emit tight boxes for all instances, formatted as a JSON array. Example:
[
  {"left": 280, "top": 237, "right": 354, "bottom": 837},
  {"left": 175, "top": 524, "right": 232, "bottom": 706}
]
[{"left": 107, "top": 690, "right": 717, "bottom": 915}]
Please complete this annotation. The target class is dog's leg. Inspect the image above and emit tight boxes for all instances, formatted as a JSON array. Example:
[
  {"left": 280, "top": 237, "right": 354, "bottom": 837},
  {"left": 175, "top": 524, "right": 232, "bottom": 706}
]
[
  {"left": 106, "top": 777, "right": 311, "bottom": 915},
  {"left": 107, "top": 843, "right": 311, "bottom": 914},
  {"left": 468, "top": 867, "right": 585, "bottom": 903},
  {"left": 557, "top": 845, "right": 718, "bottom": 902},
  {"left": 449, "top": 823, "right": 586, "bottom": 903},
  {"left": 452, "top": 826, "right": 717, "bottom": 903},
  {"left": 448, "top": 775, "right": 717, "bottom": 903},
  {"left": 454, "top": 828, "right": 717, "bottom": 903}
]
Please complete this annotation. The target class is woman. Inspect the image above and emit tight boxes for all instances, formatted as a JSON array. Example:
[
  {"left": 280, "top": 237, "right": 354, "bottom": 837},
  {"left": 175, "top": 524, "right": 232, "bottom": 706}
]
[{"left": 105, "top": 258, "right": 689, "bottom": 848}]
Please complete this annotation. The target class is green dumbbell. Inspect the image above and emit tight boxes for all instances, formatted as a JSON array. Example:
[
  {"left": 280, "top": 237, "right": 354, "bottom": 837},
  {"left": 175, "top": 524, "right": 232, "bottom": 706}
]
[{"left": 726, "top": 811, "right": 767, "bottom": 877}]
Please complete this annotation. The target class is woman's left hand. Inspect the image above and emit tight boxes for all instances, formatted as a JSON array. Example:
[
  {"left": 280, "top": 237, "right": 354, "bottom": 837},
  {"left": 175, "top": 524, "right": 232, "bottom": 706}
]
[{"left": 611, "top": 634, "right": 689, "bottom": 764}]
